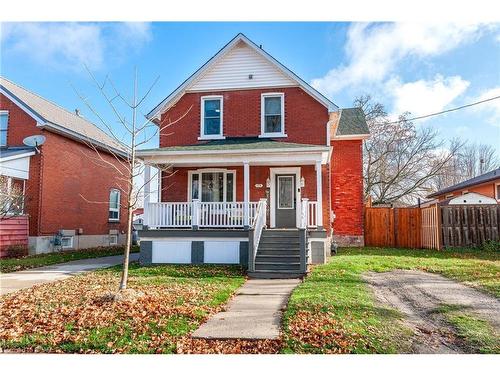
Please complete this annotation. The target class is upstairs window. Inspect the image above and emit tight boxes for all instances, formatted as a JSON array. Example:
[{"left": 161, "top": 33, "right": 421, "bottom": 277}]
[
  {"left": 261, "top": 93, "right": 285, "bottom": 137},
  {"left": 200, "top": 96, "right": 223, "bottom": 139},
  {"left": 0, "top": 111, "right": 9, "bottom": 146},
  {"left": 109, "top": 189, "right": 120, "bottom": 221}
]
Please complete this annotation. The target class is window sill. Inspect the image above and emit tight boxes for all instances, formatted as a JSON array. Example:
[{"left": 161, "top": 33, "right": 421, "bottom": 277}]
[
  {"left": 258, "top": 134, "right": 288, "bottom": 139},
  {"left": 108, "top": 220, "right": 120, "bottom": 223},
  {"left": 198, "top": 135, "right": 226, "bottom": 141}
]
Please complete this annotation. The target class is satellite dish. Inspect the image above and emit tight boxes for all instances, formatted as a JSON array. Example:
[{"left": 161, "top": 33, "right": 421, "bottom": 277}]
[{"left": 23, "top": 135, "right": 46, "bottom": 148}]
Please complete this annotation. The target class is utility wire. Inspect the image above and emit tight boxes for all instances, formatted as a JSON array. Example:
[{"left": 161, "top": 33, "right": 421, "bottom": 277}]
[{"left": 385, "top": 95, "right": 500, "bottom": 124}]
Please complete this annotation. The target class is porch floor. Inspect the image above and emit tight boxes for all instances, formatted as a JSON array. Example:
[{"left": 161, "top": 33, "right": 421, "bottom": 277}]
[{"left": 192, "top": 278, "right": 301, "bottom": 339}]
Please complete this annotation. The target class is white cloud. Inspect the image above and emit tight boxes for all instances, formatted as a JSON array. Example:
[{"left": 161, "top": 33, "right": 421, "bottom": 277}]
[
  {"left": 387, "top": 75, "right": 470, "bottom": 118},
  {"left": 1, "top": 22, "right": 152, "bottom": 70},
  {"left": 473, "top": 87, "right": 500, "bottom": 126},
  {"left": 312, "top": 22, "right": 487, "bottom": 97}
]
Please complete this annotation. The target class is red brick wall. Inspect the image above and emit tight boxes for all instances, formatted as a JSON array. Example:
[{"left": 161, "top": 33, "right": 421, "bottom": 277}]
[
  {"left": 161, "top": 164, "right": 331, "bottom": 231},
  {"left": 331, "top": 140, "right": 364, "bottom": 236},
  {"left": 159, "top": 87, "right": 329, "bottom": 147},
  {"left": 1, "top": 93, "right": 128, "bottom": 237}
]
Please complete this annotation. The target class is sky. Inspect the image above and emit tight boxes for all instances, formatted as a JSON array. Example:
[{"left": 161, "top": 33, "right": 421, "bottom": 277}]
[{"left": 1, "top": 22, "right": 499, "bottom": 151}]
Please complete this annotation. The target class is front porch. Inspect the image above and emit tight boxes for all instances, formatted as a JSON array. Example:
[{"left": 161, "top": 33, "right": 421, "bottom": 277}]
[{"left": 137, "top": 138, "right": 332, "bottom": 273}]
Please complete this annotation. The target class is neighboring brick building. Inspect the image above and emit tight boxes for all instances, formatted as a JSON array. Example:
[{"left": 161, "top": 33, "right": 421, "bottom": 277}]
[
  {"left": 136, "top": 34, "right": 369, "bottom": 276},
  {"left": 427, "top": 168, "right": 500, "bottom": 204},
  {"left": 0, "top": 77, "right": 128, "bottom": 255}
]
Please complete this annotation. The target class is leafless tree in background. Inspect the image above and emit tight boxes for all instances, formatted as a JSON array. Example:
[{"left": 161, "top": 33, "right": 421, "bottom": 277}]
[
  {"left": 356, "top": 95, "right": 463, "bottom": 205},
  {"left": 0, "top": 176, "right": 25, "bottom": 219},
  {"left": 74, "top": 67, "right": 190, "bottom": 293},
  {"left": 434, "top": 143, "right": 499, "bottom": 190}
]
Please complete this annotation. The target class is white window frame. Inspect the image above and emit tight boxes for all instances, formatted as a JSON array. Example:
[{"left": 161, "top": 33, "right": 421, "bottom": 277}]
[
  {"left": 0, "top": 110, "right": 9, "bottom": 147},
  {"left": 495, "top": 183, "right": 500, "bottom": 201},
  {"left": 199, "top": 95, "right": 225, "bottom": 140},
  {"left": 187, "top": 168, "right": 236, "bottom": 202},
  {"left": 109, "top": 234, "right": 118, "bottom": 245},
  {"left": 61, "top": 236, "right": 74, "bottom": 249},
  {"left": 109, "top": 189, "right": 121, "bottom": 222},
  {"left": 260, "top": 93, "right": 286, "bottom": 138}
]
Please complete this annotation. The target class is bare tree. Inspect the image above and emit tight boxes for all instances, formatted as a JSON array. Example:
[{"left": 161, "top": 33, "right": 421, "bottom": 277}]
[
  {"left": 356, "top": 95, "right": 462, "bottom": 205},
  {"left": 0, "top": 176, "right": 25, "bottom": 219},
  {"left": 73, "top": 67, "right": 190, "bottom": 292},
  {"left": 434, "top": 142, "right": 499, "bottom": 190}
]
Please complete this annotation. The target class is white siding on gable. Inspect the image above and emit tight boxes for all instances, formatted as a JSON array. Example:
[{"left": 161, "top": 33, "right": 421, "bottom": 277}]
[{"left": 189, "top": 41, "right": 297, "bottom": 91}]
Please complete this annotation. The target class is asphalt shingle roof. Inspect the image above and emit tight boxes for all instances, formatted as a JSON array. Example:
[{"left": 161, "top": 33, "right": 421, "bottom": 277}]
[
  {"left": 138, "top": 137, "right": 328, "bottom": 153},
  {"left": 427, "top": 168, "right": 500, "bottom": 198},
  {"left": 1, "top": 77, "right": 126, "bottom": 153},
  {"left": 336, "top": 107, "right": 370, "bottom": 136}
]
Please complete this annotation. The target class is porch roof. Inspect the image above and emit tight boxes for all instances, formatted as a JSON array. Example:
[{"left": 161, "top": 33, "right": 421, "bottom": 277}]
[{"left": 137, "top": 138, "right": 330, "bottom": 166}]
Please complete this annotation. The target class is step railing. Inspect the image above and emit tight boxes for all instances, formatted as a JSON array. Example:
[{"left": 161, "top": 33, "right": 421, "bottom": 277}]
[
  {"left": 300, "top": 199, "right": 318, "bottom": 228},
  {"left": 248, "top": 199, "right": 267, "bottom": 272},
  {"left": 146, "top": 201, "right": 258, "bottom": 229}
]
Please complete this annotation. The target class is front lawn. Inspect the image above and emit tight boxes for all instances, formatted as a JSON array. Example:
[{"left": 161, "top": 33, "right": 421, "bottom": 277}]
[
  {"left": 282, "top": 247, "right": 500, "bottom": 354},
  {"left": 0, "top": 264, "right": 245, "bottom": 353},
  {"left": 0, "top": 245, "right": 139, "bottom": 273}
]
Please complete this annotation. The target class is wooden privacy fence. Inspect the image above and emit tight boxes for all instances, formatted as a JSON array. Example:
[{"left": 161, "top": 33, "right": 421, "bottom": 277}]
[
  {"left": 364, "top": 207, "right": 421, "bottom": 248},
  {"left": 365, "top": 205, "right": 500, "bottom": 249}
]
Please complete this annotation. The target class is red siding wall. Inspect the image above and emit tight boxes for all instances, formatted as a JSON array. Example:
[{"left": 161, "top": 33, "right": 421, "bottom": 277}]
[
  {"left": 436, "top": 180, "right": 500, "bottom": 201},
  {"left": 159, "top": 87, "right": 329, "bottom": 147},
  {"left": 331, "top": 140, "right": 364, "bottom": 236},
  {"left": 1, "top": 93, "right": 128, "bottom": 237},
  {"left": 0, "top": 216, "right": 29, "bottom": 257}
]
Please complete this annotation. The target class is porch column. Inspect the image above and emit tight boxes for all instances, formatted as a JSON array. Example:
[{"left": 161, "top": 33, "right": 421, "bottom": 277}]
[
  {"left": 315, "top": 160, "right": 323, "bottom": 228},
  {"left": 243, "top": 162, "right": 250, "bottom": 228},
  {"left": 143, "top": 164, "right": 151, "bottom": 227}
]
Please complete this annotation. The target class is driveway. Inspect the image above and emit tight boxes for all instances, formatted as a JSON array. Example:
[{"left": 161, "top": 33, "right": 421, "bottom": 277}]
[{"left": 0, "top": 253, "right": 139, "bottom": 295}]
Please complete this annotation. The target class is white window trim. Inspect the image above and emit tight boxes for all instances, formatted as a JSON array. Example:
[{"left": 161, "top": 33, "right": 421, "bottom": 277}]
[
  {"left": 0, "top": 110, "right": 9, "bottom": 147},
  {"left": 109, "top": 234, "right": 118, "bottom": 245},
  {"left": 260, "top": 93, "right": 286, "bottom": 138},
  {"left": 187, "top": 168, "right": 236, "bottom": 202},
  {"left": 109, "top": 188, "right": 121, "bottom": 222},
  {"left": 199, "top": 95, "right": 225, "bottom": 140},
  {"left": 61, "top": 236, "right": 74, "bottom": 249},
  {"left": 495, "top": 183, "right": 500, "bottom": 200}
]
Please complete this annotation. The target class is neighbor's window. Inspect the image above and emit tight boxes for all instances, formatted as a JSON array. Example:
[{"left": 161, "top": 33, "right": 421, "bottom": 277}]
[
  {"left": 109, "top": 189, "right": 120, "bottom": 221},
  {"left": 0, "top": 111, "right": 9, "bottom": 146},
  {"left": 189, "top": 170, "right": 235, "bottom": 202},
  {"left": 496, "top": 184, "right": 500, "bottom": 200},
  {"left": 109, "top": 234, "right": 118, "bottom": 245},
  {"left": 61, "top": 236, "right": 74, "bottom": 249},
  {"left": 261, "top": 93, "right": 284, "bottom": 136},
  {"left": 200, "top": 96, "right": 223, "bottom": 138}
]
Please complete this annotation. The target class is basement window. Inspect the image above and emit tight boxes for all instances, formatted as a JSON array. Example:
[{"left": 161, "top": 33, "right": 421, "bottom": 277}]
[
  {"left": 109, "top": 234, "right": 118, "bottom": 245},
  {"left": 61, "top": 236, "right": 74, "bottom": 249}
]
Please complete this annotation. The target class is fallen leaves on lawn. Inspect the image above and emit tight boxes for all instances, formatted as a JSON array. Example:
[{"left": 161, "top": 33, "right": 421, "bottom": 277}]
[
  {"left": 0, "top": 271, "right": 233, "bottom": 353},
  {"left": 284, "top": 308, "right": 360, "bottom": 353},
  {"left": 177, "top": 338, "right": 282, "bottom": 354}
]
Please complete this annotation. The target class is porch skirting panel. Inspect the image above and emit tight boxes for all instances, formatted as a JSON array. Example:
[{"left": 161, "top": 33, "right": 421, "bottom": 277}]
[{"left": 140, "top": 234, "right": 248, "bottom": 266}]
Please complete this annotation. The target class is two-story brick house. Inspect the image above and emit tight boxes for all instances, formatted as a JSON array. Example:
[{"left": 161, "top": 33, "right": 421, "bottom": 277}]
[
  {"left": 137, "top": 34, "right": 369, "bottom": 277},
  {"left": 0, "top": 77, "right": 128, "bottom": 255}
]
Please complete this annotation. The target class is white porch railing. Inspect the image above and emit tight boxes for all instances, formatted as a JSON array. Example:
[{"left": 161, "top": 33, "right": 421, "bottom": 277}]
[
  {"left": 300, "top": 199, "right": 318, "bottom": 228},
  {"left": 249, "top": 199, "right": 267, "bottom": 272},
  {"left": 146, "top": 201, "right": 258, "bottom": 229}
]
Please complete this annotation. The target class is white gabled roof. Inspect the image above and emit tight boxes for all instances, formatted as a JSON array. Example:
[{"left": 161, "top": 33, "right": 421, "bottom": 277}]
[{"left": 147, "top": 33, "right": 338, "bottom": 121}]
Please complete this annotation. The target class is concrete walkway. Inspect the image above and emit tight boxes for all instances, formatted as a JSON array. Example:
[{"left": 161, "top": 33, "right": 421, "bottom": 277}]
[
  {"left": 192, "top": 278, "right": 301, "bottom": 339},
  {"left": 0, "top": 253, "right": 139, "bottom": 296}
]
